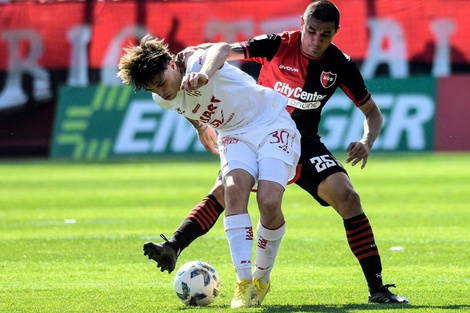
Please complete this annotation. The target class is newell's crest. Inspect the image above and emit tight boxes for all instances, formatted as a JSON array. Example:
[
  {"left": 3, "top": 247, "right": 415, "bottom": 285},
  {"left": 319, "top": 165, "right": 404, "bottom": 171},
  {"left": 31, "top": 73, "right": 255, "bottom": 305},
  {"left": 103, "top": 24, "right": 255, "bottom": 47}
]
[{"left": 320, "top": 71, "right": 337, "bottom": 89}]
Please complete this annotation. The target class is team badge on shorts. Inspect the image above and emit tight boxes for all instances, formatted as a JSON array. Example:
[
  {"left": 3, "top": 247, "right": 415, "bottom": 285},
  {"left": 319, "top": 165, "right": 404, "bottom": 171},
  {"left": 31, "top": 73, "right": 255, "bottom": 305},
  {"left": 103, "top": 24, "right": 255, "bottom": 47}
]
[{"left": 320, "top": 71, "right": 337, "bottom": 89}]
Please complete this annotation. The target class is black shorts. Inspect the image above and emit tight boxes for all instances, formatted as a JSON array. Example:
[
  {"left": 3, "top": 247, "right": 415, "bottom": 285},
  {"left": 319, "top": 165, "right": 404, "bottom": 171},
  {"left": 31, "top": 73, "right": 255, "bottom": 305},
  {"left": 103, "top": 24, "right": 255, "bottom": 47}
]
[{"left": 294, "top": 141, "right": 348, "bottom": 206}]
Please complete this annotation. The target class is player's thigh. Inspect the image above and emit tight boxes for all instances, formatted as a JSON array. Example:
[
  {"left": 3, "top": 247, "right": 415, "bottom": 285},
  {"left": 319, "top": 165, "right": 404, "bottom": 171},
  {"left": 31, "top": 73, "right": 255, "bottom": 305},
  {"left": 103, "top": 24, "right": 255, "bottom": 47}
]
[
  {"left": 219, "top": 138, "right": 257, "bottom": 181},
  {"left": 295, "top": 143, "right": 347, "bottom": 206},
  {"left": 209, "top": 174, "right": 226, "bottom": 207},
  {"left": 317, "top": 171, "right": 356, "bottom": 205},
  {"left": 257, "top": 159, "right": 288, "bottom": 205},
  {"left": 318, "top": 172, "right": 362, "bottom": 218}
]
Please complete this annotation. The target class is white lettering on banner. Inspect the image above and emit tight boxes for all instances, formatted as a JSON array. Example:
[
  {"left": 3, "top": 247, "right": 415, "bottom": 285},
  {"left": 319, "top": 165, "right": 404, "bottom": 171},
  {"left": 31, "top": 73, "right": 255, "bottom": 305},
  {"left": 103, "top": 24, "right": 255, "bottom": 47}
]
[
  {"left": 114, "top": 100, "right": 159, "bottom": 153},
  {"left": 321, "top": 94, "right": 434, "bottom": 151},
  {"left": 101, "top": 25, "right": 147, "bottom": 86},
  {"left": 361, "top": 19, "right": 408, "bottom": 79},
  {"left": 67, "top": 25, "right": 91, "bottom": 87},
  {"left": 206, "top": 15, "right": 298, "bottom": 44},
  {"left": 431, "top": 19, "right": 456, "bottom": 76},
  {"left": 205, "top": 20, "right": 254, "bottom": 46},
  {"left": 0, "top": 18, "right": 457, "bottom": 108},
  {"left": 320, "top": 95, "right": 353, "bottom": 149},
  {"left": 380, "top": 94, "right": 434, "bottom": 150},
  {"left": 116, "top": 94, "right": 434, "bottom": 155},
  {"left": 114, "top": 100, "right": 206, "bottom": 154},
  {"left": 150, "top": 108, "right": 206, "bottom": 153},
  {"left": 0, "top": 29, "right": 52, "bottom": 109},
  {"left": 205, "top": 19, "right": 254, "bottom": 69}
]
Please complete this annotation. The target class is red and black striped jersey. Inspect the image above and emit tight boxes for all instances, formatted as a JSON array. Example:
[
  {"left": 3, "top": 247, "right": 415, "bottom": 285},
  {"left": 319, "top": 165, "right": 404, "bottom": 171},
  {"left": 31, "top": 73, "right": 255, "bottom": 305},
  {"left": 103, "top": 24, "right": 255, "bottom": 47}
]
[{"left": 241, "top": 30, "right": 371, "bottom": 144}]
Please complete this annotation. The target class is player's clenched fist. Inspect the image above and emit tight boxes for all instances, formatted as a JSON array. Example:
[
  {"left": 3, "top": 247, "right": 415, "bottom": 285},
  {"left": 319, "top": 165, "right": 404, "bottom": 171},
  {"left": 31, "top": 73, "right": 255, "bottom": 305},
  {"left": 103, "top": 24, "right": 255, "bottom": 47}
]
[{"left": 181, "top": 72, "right": 209, "bottom": 93}]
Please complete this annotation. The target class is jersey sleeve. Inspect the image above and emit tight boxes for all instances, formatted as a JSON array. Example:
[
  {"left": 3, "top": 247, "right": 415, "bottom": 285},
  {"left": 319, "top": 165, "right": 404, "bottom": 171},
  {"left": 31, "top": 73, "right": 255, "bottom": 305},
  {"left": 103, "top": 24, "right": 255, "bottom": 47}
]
[
  {"left": 339, "top": 59, "right": 371, "bottom": 107},
  {"left": 186, "top": 49, "right": 205, "bottom": 72},
  {"left": 241, "top": 33, "right": 281, "bottom": 63}
]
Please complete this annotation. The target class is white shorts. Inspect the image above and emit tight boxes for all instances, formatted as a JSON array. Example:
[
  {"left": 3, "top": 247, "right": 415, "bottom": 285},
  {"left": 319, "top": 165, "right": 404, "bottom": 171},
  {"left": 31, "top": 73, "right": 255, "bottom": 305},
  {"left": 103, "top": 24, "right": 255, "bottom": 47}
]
[{"left": 217, "top": 110, "right": 301, "bottom": 189}]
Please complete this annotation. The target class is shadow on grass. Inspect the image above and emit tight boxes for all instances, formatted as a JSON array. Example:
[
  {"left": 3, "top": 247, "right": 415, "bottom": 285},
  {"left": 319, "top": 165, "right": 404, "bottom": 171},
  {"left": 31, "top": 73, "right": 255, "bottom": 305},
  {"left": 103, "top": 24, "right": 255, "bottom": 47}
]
[
  {"left": 255, "top": 304, "right": 470, "bottom": 312},
  {"left": 176, "top": 304, "right": 470, "bottom": 312}
]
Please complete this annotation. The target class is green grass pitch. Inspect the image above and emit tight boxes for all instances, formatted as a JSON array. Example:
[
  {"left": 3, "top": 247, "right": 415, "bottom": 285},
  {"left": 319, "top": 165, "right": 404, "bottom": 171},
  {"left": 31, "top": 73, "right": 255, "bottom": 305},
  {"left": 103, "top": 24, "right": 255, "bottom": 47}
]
[{"left": 1, "top": 153, "right": 469, "bottom": 312}]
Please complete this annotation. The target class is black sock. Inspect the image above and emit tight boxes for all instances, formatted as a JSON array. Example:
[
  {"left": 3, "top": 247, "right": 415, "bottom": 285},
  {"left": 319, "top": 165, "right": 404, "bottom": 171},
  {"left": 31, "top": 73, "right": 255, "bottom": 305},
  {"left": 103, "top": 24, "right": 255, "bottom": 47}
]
[
  {"left": 171, "top": 194, "right": 224, "bottom": 255},
  {"left": 344, "top": 213, "right": 383, "bottom": 292}
]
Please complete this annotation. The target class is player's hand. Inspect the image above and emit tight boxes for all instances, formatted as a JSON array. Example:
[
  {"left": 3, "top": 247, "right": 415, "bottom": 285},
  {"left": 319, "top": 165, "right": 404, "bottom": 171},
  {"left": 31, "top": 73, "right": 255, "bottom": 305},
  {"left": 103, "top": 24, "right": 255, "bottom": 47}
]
[
  {"left": 197, "top": 125, "right": 219, "bottom": 156},
  {"left": 181, "top": 72, "right": 209, "bottom": 93},
  {"left": 346, "top": 141, "right": 370, "bottom": 169}
]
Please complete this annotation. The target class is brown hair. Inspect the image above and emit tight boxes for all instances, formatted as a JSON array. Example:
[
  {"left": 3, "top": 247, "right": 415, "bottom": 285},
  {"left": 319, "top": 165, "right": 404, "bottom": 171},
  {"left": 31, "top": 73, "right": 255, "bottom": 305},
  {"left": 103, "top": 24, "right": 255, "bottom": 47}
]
[{"left": 117, "top": 34, "right": 174, "bottom": 92}]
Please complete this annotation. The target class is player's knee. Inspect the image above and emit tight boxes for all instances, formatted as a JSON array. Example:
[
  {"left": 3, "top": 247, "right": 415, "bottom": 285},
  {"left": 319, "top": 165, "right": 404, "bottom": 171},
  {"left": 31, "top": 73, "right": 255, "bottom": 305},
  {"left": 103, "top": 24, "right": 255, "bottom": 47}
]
[
  {"left": 338, "top": 188, "right": 362, "bottom": 216},
  {"left": 258, "top": 197, "right": 277, "bottom": 211},
  {"left": 257, "top": 196, "right": 282, "bottom": 214},
  {"left": 345, "top": 188, "right": 360, "bottom": 206},
  {"left": 210, "top": 182, "right": 225, "bottom": 207}
]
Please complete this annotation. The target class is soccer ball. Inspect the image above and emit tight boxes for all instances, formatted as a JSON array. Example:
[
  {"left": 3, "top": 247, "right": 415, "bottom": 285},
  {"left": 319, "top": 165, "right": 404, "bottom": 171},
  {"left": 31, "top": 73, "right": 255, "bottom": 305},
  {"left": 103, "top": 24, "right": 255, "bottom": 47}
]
[{"left": 173, "top": 260, "right": 220, "bottom": 306}]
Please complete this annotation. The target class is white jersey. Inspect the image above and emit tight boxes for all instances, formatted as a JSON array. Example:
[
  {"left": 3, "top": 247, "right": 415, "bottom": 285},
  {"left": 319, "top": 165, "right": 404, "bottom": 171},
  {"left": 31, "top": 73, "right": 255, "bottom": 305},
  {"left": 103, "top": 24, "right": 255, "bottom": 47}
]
[{"left": 152, "top": 49, "right": 289, "bottom": 136}]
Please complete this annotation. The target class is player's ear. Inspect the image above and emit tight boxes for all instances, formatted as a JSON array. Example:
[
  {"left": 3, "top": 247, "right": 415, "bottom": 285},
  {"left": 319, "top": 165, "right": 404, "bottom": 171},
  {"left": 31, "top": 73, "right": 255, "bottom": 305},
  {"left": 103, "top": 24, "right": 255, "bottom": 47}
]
[{"left": 168, "top": 59, "right": 178, "bottom": 70}]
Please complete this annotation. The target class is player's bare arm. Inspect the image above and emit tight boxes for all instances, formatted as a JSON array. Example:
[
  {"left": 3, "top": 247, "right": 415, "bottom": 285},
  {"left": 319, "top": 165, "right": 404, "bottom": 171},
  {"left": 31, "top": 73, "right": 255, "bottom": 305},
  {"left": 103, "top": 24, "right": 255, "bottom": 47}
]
[
  {"left": 177, "top": 42, "right": 245, "bottom": 64},
  {"left": 199, "top": 126, "right": 219, "bottom": 156},
  {"left": 200, "top": 42, "right": 230, "bottom": 77},
  {"left": 227, "top": 43, "right": 246, "bottom": 61},
  {"left": 183, "top": 117, "right": 218, "bottom": 155},
  {"left": 185, "top": 117, "right": 205, "bottom": 131},
  {"left": 181, "top": 43, "right": 230, "bottom": 92},
  {"left": 346, "top": 97, "right": 383, "bottom": 169}
]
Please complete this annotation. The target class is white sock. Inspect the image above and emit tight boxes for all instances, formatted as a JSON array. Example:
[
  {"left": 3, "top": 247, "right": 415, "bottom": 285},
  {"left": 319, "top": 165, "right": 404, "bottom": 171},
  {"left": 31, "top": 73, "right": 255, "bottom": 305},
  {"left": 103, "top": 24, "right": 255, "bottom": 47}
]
[
  {"left": 224, "top": 213, "right": 253, "bottom": 281},
  {"left": 253, "top": 220, "right": 286, "bottom": 283}
]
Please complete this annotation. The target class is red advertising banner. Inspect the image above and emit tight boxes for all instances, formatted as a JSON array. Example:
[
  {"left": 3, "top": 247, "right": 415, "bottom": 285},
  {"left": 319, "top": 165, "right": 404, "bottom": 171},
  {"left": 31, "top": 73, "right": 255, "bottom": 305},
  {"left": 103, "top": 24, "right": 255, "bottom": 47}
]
[
  {"left": 1, "top": 0, "right": 469, "bottom": 71},
  {"left": 0, "top": 1, "right": 307, "bottom": 71},
  {"left": 1, "top": 0, "right": 470, "bottom": 156},
  {"left": 435, "top": 75, "right": 470, "bottom": 151}
]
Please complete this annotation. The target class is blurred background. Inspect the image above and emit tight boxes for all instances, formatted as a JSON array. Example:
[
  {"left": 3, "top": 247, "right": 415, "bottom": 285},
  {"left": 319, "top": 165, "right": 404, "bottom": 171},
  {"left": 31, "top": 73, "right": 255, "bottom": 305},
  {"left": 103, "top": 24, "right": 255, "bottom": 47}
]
[{"left": 1, "top": 0, "right": 469, "bottom": 159}]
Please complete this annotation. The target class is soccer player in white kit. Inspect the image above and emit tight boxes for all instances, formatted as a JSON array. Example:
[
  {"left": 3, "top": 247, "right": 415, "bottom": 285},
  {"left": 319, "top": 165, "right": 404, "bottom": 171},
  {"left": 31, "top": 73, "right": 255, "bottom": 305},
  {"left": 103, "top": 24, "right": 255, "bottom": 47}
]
[{"left": 118, "top": 34, "right": 300, "bottom": 308}]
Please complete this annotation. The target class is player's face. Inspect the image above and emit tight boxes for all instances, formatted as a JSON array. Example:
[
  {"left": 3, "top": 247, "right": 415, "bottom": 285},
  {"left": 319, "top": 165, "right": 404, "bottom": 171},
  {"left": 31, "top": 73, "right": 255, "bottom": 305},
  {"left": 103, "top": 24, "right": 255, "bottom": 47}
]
[
  {"left": 300, "top": 17, "right": 338, "bottom": 58},
  {"left": 145, "top": 60, "right": 181, "bottom": 101}
]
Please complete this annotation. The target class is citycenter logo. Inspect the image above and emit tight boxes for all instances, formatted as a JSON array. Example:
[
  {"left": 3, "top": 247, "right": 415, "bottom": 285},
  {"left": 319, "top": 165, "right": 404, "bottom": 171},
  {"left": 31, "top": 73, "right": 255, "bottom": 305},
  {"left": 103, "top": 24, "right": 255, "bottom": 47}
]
[{"left": 273, "top": 81, "right": 327, "bottom": 103}]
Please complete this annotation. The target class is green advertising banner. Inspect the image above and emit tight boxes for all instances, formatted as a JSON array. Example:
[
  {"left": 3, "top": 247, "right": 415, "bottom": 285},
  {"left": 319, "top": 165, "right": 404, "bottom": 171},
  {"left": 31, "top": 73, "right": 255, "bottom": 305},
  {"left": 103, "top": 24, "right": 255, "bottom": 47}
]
[
  {"left": 50, "top": 85, "right": 208, "bottom": 160},
  {"left": 51, "top": 77, "right": 436, "bottom": 160},
  {"left": 319, "top": 76, "right": 436, "bottom": 152}
]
